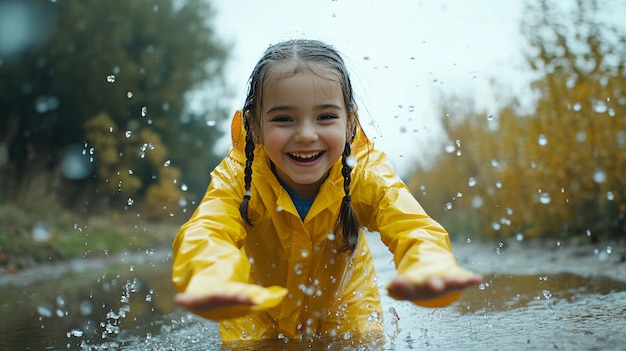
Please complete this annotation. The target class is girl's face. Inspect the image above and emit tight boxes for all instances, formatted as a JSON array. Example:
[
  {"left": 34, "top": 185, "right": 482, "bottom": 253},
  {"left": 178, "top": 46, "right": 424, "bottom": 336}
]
[{"left": 259, "top": 69, "right": 350, "bottom": 199}]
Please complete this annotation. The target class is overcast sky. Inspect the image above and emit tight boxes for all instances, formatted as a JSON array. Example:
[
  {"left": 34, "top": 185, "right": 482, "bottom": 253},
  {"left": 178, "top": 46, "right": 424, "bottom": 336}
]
[{"left": 208, "top": 0, "right": 529, "bottom": 176}]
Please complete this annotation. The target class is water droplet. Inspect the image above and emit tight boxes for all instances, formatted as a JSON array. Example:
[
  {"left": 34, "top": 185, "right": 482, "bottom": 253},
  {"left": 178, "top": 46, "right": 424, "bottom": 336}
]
[
  {"left": 542, "top": 289, "right": 552, "bottom": 299},
  {"left": 593, "top": 169, "right": 606, "bottom": 183},
  {"left": 181, "top": 184, "right": 188, "bottom": 191},
  {"left": 516, "top": 232, "right": 524, "bottom": 241},
  {"left": 607, "top": 191, "right": 614, "bottom": 201},
  {"left": 32, "top": 222, "right": 50, "bottom": 242},
  {"left": 538, "top": 134, "right": 548, "bottom": 146},
  {"left": 106, "top": 75, "right": 116, "bottom": 83},
  {"left": 79, "top": 300, "right": 93, "bottom": 316},
  {"left": 125, "top": 130, "right": 132, "bottom": 138},
  {"left": 327, "top": 233, "right": 335, "bottom": 241},
  {"left": 34, "top": 95, "right": 60, "bottom": 113},
  {"left": 37, "top": 305, "right": 53, "bottom": 318},
  {"left": 61, "top": 144, "right": 93, "bottom": 180},
  {"left": 445, "top": 142, "right": 455, "bottom": 153},
  {"left": 141, "top": 106, "right": 147, "bottom": 117},
  {"left": 206, "top": 120, "right": 216, "bottom": 127},
  {"left": 472, "top": 196, "right": 483, "bottom": 208},
  {"left": 539, "top": 193, "right": 551, "bottom": 204},
  {"left": 126, "top": 91, "right": 133, "bottom": 99},
  {"left": 468, "top": 177, "right": 477, "bottom": 187},
  {"left": 572, "top": 102, "right": 582, "bottom": 111},
  {"left": 163, "top": 159, "right": 171, "bottom": 167},
  {"left": 491, "top": 159, "right": 499, "bottom": 167},
  {"left": 300, "top": 250, "right": 309, "bottom": 258},
  {"left": 444, "top": 202, "right": 452, "bottom": 210},
  {"left": 592, "top": 99, "right": 607, "bottom": 113},
  {"left": 127, "top": 198, "right": 134, "bottom": 206},
  {"left": 495, "top": 242, "right": 504, "bottom": 254},
  {"left": 276, "top": 206, "right": 283, "bottom": 212},
  {"left": 576, "top": 131, "right": 587, "bottom": 143},
  {"left": 345, "top": 156, "right": 357, "bottom": 168}
]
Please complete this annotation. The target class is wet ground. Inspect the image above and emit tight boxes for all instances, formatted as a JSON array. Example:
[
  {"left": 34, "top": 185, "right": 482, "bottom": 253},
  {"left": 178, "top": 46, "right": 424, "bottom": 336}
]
[{"left": 1, "top": 233, "right": 625, "bottom": 350}]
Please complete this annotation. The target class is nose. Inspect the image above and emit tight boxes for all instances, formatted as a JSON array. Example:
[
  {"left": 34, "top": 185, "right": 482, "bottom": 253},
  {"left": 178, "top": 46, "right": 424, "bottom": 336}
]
[{"left": 294, "top": 120, "right": 318, "bottom": 143}]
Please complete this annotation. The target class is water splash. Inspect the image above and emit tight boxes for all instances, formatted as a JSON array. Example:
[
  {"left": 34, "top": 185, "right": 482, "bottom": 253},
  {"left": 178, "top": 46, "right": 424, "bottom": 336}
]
[{"left": 387, "top": 307, "right": 401, "bottom": 343}]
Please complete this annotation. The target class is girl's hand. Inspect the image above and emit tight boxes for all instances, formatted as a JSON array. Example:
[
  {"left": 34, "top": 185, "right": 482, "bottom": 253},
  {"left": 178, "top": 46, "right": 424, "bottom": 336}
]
[
  {"left": 175, "top": 292, "right": 254, "bottom": 312},
  {"left": 387, "top": 273, "right": 483, "bottom": 301}
]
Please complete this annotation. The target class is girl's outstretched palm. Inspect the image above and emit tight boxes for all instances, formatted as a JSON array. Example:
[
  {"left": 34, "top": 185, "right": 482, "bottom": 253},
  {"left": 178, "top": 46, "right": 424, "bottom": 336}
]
[{"left": 387, "top": 273, "right": 483, "bottom": 301}]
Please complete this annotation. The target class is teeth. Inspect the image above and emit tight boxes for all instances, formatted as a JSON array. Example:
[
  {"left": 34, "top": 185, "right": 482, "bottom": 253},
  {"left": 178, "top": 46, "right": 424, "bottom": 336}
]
[{"left": 289, "top": 151, "right": 321, "bottom": 159}]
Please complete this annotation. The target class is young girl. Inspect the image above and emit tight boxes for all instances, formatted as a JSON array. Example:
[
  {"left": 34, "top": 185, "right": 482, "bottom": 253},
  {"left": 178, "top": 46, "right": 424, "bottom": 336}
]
[{"left": 172, "top": 39, "right": 482, "bottom": 342}]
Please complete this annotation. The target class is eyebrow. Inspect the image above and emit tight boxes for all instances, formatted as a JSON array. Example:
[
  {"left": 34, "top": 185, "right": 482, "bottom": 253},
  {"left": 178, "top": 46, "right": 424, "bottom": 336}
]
[{"left": 265, "top": 103, "right": 343, "bottom": 114}]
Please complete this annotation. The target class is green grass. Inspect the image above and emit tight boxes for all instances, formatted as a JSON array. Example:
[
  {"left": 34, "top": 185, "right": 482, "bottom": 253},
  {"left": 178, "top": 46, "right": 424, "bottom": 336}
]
[{"left": 0, "top": 201, "right": 179, "bottom": 269}]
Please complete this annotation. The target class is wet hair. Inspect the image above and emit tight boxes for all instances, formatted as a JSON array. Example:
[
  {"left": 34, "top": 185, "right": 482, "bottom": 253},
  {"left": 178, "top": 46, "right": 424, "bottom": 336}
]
[{"left": 238, "top": 39, "right": 360, "bottom": 253}]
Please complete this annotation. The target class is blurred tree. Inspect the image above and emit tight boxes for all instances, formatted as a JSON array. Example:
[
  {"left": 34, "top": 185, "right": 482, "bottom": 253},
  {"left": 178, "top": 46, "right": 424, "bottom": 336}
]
[
  {"left": 0, "top": 0, "right": 228, "bottom": 215},
  {"left": 408, "top": 0, "right": 625, "bottom": 240}
]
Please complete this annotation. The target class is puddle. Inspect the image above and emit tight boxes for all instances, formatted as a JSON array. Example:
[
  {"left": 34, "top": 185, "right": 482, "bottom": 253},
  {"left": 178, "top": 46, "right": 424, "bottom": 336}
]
[
  {"left": 1, "top": 243, "right": 626, "bottom": 350},
  {"left": 456, "top": 272, "right": 626, "bottom": 314}
]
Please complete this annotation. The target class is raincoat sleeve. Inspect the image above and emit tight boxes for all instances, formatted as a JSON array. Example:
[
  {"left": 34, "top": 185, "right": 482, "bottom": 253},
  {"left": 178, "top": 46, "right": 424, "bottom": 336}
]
[
  {"left": 171, "top": 113, "right": 287, "bottom": 320},
  {"left": 357, "top": 150, "right": 475, "bottom": 308}
]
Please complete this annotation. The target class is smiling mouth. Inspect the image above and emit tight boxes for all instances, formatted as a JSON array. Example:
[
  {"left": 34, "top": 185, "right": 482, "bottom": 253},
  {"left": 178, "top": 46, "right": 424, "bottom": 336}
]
[{"left": 288, "top": 151, "right": 324, "bottom": 162}]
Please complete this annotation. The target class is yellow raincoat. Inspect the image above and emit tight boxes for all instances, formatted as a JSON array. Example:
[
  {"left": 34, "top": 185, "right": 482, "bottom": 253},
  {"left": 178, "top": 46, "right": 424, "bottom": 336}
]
[{"left": 172, "top": 110, "right": 474, "bottom": 341}]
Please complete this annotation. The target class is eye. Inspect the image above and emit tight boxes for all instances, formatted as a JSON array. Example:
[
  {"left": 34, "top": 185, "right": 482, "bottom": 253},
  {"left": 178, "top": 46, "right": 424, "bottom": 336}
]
[
  {"left": 270, "top": 115, "right": 292, "bottom": 123},
  {"left": 318, "top": 113, "right": 338, "bottom": 121}
]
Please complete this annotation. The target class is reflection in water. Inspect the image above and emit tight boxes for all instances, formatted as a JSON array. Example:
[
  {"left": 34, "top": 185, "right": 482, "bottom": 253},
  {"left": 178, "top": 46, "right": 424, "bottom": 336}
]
[{"left": 1, "top": 243, "right": 625, "bottom": 350}]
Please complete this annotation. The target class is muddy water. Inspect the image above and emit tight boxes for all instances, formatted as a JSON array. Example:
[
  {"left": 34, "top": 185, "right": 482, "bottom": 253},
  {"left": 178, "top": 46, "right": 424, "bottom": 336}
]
[{"left": 1, "top": 236, "right": 625, "bottom": 351}]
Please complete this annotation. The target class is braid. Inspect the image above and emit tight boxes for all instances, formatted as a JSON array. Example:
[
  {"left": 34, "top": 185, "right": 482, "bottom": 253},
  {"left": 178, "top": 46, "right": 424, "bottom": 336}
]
[
  {"left": 239, "top": 115, "right": 255, "bottom": 227},
  {"left": 335, "top": 141, "right": 359, "bottom": 253}
]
